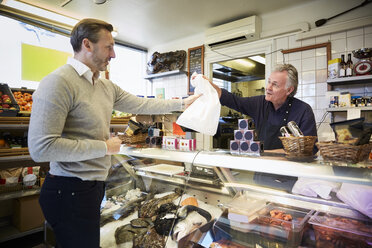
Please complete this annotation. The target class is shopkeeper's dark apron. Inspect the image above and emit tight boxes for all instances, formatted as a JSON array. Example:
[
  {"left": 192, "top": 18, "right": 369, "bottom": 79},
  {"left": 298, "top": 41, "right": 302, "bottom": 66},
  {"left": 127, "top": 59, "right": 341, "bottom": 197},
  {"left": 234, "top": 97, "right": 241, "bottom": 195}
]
[{"left": 254, "top": 97, "right": 297, "bottom": 191}]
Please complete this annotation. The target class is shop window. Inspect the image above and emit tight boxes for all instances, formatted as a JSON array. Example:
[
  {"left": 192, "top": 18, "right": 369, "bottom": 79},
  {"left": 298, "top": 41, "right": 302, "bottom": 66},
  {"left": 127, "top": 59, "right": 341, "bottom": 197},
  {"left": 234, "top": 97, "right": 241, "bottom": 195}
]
[
  {"left": 0, "top": 15, "right": 147, "bottom": 95},
  {"left": 0, "top": 16, "right": 72, "bottom": 89}
]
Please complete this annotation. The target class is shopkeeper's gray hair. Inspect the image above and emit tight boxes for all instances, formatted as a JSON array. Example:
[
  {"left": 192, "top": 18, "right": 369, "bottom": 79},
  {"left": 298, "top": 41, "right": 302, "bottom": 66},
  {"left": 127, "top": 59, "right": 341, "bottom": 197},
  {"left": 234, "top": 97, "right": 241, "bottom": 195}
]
[
  {"left": 70, "top": 18, "right": 113, "bottom": 53},
  {"left": 273, "top": 64, "right": 298, "bottom": 98}
]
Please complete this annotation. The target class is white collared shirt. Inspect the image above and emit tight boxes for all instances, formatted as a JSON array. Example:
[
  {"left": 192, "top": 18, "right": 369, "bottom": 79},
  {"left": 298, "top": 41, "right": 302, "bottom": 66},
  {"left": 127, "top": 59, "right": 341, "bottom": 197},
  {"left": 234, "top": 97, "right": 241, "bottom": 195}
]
[{"left": 67, "top": 57, "right": 95, "bottom": 85}]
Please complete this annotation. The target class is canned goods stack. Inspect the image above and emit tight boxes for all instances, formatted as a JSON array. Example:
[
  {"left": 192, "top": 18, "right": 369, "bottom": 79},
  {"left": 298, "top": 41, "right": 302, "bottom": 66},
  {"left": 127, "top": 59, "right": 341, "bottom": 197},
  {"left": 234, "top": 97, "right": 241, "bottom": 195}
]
[{"left": 230, "top": 119, "right": 263, "bottom": 156}]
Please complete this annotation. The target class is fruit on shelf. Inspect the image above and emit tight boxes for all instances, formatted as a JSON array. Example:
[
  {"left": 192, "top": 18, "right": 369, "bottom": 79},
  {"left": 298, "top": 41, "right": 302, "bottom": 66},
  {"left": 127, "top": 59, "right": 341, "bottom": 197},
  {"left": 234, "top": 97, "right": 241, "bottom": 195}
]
[
  {"left": 13, "top": 91, "right": 33, "bottom": 112},
  {"left": 2, "top": 94, "right": 11, "bottom": 103}
]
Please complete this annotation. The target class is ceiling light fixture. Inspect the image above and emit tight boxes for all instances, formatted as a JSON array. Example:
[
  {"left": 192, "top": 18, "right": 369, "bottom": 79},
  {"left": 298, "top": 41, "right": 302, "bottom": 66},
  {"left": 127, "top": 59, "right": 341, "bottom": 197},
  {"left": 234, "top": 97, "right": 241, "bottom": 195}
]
[
  {"left": 236, "top": 59, "right": 255, "bottom": 68},
  {"left": 93, "top": 0, "right": 106, "bottom": 4},
  {"left": 248, "top": 55, "right": 266, "bottom": 64}
]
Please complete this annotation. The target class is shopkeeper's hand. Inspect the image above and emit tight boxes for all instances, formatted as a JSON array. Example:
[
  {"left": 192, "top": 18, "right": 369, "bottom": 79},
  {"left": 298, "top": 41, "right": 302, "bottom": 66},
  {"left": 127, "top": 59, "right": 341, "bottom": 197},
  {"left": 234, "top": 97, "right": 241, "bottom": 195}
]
[
  {"left": 205, "top": 76, "right": 222, "bottom": 98},
  {"left": 192, "top": 73, "right": 221, "bottom": 98},
  {"left": 105, "top": 136, "right": 122, "bottom": 155}
]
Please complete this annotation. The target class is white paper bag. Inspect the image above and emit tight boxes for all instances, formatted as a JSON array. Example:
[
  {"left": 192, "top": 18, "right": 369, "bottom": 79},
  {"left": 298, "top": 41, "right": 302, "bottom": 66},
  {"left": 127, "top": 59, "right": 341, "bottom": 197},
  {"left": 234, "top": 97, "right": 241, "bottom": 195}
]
[
  {"left": 292, "top": 177, "right": 341, "bottom": 199},
  {"left": 176, "top": 73, "right": 221, "bottom": 136},
  {"left": 337, "top": 183, "right": 372, "bottom": 218}
]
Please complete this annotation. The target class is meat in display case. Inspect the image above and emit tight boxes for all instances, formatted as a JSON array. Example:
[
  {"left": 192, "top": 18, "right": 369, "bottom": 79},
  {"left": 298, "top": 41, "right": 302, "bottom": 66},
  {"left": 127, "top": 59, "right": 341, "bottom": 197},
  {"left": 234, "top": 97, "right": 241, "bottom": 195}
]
[
  {"left": 212, "top": 203, "right": 314, "bottom": 248},
  {"left": 92, "top": 147, "right": 372, "bottom": 248},
  {"left": 309, "top": 210, "right": 372, "bottom": 248}
]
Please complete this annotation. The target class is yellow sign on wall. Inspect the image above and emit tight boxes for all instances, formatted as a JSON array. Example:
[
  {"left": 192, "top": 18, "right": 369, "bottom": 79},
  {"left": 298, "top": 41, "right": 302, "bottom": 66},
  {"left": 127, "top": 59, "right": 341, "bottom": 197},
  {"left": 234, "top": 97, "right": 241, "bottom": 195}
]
[{"left": 22, "top": 43, "right": 72, "bottom": 82}]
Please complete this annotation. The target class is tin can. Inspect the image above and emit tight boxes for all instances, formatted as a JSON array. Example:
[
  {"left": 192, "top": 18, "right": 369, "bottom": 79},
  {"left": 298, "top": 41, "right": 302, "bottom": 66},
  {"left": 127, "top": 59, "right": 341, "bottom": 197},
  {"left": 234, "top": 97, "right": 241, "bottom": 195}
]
[
  {"left": 287, "top": 121, "right": 304, "bottom": 137},
  {"left": 280, "top": 126, "right": 293, "bottom": 137}
]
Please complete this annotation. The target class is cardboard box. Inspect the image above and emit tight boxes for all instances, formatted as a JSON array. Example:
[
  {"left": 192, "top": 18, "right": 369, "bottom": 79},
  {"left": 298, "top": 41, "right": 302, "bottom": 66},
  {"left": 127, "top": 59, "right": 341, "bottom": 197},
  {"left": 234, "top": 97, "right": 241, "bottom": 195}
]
[
  {"left": 339, "top": 93, "right": 351, "bottom": 107},
  {"left": 328, "top": 58, "right": 341, "bottom": 79},
  {"left": 13, "top": 195, "right": 44, "bottom": 232}
]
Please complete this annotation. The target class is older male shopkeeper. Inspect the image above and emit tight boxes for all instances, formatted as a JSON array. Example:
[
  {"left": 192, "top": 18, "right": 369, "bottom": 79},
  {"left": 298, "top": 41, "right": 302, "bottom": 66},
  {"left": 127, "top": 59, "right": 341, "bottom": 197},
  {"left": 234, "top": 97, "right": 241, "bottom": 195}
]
[{"left": 209, "top": 64, "right": 317, "bottom": 150}]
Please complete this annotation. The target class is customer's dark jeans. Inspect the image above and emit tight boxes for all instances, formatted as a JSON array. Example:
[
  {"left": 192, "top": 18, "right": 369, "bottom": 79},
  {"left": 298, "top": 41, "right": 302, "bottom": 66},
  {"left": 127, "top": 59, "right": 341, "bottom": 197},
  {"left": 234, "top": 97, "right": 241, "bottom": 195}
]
[{"left": 39, "top": 173, "right": 105, "bottom": 248}]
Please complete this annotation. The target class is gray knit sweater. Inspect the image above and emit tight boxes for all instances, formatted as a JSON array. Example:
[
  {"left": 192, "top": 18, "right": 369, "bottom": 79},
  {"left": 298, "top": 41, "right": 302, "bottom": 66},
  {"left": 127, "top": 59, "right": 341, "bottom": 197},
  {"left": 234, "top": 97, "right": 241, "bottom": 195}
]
[{"left": 28, "top": 64, "right": 182, "bottom": 181}]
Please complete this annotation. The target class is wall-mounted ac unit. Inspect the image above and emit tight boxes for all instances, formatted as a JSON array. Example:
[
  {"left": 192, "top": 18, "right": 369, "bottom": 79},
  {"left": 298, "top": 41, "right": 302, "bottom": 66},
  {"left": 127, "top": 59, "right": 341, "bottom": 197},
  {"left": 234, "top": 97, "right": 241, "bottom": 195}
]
[{"left": 205, "top": 16, "right": 261, "bottom": 49}]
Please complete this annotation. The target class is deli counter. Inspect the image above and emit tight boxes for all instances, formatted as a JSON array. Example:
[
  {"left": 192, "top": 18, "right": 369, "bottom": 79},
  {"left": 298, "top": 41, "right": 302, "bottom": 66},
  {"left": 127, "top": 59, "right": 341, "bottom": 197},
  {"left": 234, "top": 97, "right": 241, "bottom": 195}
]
[{"left": 96, "top": 145, "right": 372, "bottom": 248}]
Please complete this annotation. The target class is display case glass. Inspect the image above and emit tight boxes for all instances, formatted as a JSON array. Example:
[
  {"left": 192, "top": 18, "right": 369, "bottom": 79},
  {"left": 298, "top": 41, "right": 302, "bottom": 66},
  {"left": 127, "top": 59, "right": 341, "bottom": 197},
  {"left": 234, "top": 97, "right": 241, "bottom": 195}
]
[{"left": 97, "top": 146, "right": 372, "bottom": 248}]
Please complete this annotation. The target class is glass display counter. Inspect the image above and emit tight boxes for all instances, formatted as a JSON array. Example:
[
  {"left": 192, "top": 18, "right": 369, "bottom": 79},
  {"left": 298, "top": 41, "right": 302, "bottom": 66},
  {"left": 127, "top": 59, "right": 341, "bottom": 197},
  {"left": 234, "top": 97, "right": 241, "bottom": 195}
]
[{"left": 97, "top": 146, "right": 372, "bottom": 248}]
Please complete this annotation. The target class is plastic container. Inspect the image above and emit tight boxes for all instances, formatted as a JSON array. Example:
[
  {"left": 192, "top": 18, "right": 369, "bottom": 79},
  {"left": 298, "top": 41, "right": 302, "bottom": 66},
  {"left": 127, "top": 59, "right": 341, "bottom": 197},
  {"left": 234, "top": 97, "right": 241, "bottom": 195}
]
[
  {"left": 0, "top": 83, "right": 20, "bottom": 116},
  {"left": 249, "top": 203, "right": 314, "bottom": 247},
  {"left": 224, "top": 193, "right": 267, "bottom": 224},
  {"left": 211, "top": 194, "right": 267, "bottom": 247},
  {"left": 213, "top": 202, "right": 313, "bottom": 248},
  {"left": 309, "top": 211, "right": 372, "bottom": 248}
]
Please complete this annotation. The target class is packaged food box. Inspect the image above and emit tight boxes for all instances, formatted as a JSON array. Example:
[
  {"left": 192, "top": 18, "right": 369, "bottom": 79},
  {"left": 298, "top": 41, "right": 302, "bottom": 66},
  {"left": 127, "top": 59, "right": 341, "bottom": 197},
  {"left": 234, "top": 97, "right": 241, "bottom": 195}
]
[
  {"left": 213, "top": 202, "right": 313, "bottom": 247},
  {"left": 11, "top": 87, "right": 34, "bottom": 115},
  {"left": 224, "top": 193, "right": 267, "bottom": 224},
  {"left": 328, "top": 58, "right": 341, "bottom": 79},
  {"left": 309, "top": 211, "right": 372, "bottom": 248},
  {"left": 0, "top": 83, "right": 20, "bottom": 117}
]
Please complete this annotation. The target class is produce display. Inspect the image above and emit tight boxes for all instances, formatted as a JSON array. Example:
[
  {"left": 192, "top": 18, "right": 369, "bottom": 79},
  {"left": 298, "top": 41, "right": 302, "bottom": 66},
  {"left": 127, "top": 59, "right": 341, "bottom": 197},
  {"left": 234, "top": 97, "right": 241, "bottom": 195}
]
[
  {"left": 112, "top": 110, "right": 131, "bottom": 118},
  {"left": 0, "top": 90, "right": 17, "bottom": 113},
  {"left": 0, "top": 132, "right": 27, "bottom": 148},
  {"left": 0, "top": 92, "right": 14, "bottom": 109},
  {"left": 13, "top": 91, "right": 32, "bottom": 112}
]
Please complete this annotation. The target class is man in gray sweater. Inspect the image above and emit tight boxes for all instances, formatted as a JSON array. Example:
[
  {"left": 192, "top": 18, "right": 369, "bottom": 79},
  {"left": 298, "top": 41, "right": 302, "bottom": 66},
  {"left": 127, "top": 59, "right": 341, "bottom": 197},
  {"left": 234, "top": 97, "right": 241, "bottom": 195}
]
[{"left": 28, "top": 18, "right": 198, "bottom": 247}]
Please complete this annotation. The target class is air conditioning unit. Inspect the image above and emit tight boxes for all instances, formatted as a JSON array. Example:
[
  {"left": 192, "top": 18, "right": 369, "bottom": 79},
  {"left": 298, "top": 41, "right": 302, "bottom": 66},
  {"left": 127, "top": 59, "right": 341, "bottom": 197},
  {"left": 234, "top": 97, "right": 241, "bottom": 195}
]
[{"left": 205, "top": 16, "right": 261, "bottom": 49}]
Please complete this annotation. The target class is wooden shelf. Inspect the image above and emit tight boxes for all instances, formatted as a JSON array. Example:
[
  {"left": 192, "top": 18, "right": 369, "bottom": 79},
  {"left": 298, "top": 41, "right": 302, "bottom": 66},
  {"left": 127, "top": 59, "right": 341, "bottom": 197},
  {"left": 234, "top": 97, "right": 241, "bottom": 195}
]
[
  {"left": 0, "top": 155, "right": 49, "bottom": 169},
  {"left": 0, "top": 224, "right": 43, "bottom": 243},
  {"left": 0, "top": 117, "right": 128, "bottom": 129},
  {"left": 0, "top": 124, "right": 29, "bottom": 129},
  {"left": 327, "top": 75, "right": 372, "bottom": 86},
  {"left": 327, "top": 106, "right": 372, "bottom": 112},
  {"left": 144, "top": 70, "right": 187, "bottom": 80},
  {"left": 0, "top": 188, "right": 40, "bottom": 201}
]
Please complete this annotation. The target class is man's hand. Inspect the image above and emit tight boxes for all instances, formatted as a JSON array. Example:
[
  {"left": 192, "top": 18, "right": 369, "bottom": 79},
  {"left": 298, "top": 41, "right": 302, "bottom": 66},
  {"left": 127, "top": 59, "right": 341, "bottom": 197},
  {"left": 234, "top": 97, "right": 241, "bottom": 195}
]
[
  {"left": 105, "top": 136, "right": 122, "bottom": 155},
  {"left": 205, "top": 76, "right": 222, "bottom": 98},
  {"left": 183, "top": 94, "right": 202, "bottom": 109},
  {"left": 192, "top": 73, "right": 221, "bottom": 98}
]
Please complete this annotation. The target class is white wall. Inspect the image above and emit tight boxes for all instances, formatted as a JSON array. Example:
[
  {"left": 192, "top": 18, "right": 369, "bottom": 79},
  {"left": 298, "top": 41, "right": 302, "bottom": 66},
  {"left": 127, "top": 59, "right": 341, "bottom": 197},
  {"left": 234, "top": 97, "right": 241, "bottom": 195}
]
[
  {"left": 261, "top": 0, "right": 372, "bottom": 32},
  {"left": 146, "top": 0, "right": 372, "bottom": 144},
  {"left": 146, "top": 33, "right": 205, "bottom": 98}
]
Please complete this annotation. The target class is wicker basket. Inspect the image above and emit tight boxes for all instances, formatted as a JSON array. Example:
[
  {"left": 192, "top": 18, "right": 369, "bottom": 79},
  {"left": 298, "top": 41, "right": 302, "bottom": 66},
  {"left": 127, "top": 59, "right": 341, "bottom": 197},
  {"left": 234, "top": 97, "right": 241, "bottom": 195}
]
[
  {"left": 118, "top": 132, "right": 147, "bottom": 144},
  {"left": 316, "top": 142, "right": 372, "bottom": 164},
  {"left": 279, "top": 136, "right": 317, "bottom": 158}
]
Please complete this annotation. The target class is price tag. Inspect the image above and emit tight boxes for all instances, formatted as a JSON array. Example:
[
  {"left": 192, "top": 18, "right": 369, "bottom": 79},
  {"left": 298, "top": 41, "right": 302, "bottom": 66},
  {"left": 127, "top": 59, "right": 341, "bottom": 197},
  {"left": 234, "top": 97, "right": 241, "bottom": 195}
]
[{"left": 347, "top": 108, "right": 361, "bottom": 120}]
